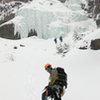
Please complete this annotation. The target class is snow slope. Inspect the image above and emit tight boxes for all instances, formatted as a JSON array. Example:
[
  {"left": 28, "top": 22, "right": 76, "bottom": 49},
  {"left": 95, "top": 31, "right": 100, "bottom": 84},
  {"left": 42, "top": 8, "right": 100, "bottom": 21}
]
[
  {"left": 0, "top": 36, "right": 100, "bottom": 100},
  {"left": 0, "top": 0, "right": 100, "bottom": 100}
]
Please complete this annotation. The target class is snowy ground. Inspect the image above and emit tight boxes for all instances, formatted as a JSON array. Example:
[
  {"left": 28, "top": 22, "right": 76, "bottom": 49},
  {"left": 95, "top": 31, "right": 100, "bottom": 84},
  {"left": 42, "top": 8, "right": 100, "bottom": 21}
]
[
  {"left": 0, "top": 0, "right": 100, "bottom": 100},
  {"left": 0, "top": 37, "right": 100, "bottom": 100}
]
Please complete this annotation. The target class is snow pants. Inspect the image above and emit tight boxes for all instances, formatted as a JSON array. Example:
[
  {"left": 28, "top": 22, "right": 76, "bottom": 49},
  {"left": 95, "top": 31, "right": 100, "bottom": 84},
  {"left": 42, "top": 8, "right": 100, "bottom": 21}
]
[{"left": 42, "top": 86, "right": 61, "bottom": 100}]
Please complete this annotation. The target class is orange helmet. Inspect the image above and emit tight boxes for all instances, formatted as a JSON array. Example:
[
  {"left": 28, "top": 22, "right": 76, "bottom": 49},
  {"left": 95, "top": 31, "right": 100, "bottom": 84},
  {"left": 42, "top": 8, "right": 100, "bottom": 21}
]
[{"left": 44, "top": 64, "right": 51, "bottom": 70}]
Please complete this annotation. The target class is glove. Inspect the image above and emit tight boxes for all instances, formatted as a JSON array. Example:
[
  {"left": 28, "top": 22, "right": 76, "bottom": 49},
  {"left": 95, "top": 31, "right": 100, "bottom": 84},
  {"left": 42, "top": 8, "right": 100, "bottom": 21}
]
[
  {"left": 44, "top": 85, "right": 51, "bottom": 96},
  {"left": 46, "top": 89, "right": 48, "bottom": 96},
  {"left": 45, "top": 87, "right": 53, "bottom": 96}
]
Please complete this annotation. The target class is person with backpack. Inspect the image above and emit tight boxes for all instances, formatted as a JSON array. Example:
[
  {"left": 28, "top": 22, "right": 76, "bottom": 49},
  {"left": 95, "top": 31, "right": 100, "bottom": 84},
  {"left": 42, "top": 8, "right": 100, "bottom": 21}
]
[{"left": 42, "top": 64, "right": 67, "bottom": 100}]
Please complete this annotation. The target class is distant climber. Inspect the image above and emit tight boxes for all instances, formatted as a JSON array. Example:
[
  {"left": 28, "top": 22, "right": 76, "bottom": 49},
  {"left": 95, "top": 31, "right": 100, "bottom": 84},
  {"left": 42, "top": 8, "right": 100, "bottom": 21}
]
[
  {"left": 54, "top": 36, "right": 63, "bottom": 44},
  {"left": 54, "top": 36, "right": 69, "bottom": 55},
  {"left": 59, "top": 36, "right": 63, "bottom": 42},
  {"left": 54, "top": 38, "right": 57, "bottom": 44},
  {"left": 42, "top": 64, "right": 67, "bottom": 100}
]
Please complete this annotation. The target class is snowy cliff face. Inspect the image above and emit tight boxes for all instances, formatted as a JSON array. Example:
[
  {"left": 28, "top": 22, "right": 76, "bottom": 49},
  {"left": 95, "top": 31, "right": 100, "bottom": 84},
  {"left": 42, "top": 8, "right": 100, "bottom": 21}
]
[
  {"left": 14, "top": 0, "right": 68, "bottom": 39},
  {"left": 0, "top": 0, "right": 97, "bottom": 42},
  {"left": 11, "top": 0, "right": 96, "bottom": 39}
]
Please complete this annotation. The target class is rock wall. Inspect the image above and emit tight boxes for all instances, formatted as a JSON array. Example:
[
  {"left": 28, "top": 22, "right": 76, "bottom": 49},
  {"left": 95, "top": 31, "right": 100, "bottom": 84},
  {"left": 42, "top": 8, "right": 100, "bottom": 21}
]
[
  {"left": 58, "top": 0, "right": 66, "bottom": 3},
  {"left": 0, "top": 24, "right": 20, "bottom": 39},
  {"left": 0, "top": 0, "right": 31, "bottom": 3},
  {"left": 90, "top": 39, "right": 100, "bottom": 50}
]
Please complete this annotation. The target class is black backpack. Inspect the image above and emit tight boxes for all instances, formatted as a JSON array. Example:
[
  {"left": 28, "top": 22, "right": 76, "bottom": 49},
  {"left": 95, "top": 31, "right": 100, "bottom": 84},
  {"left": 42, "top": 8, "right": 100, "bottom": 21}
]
[{"left": 56, "top": 67, "right": 67, "bottom": 88}]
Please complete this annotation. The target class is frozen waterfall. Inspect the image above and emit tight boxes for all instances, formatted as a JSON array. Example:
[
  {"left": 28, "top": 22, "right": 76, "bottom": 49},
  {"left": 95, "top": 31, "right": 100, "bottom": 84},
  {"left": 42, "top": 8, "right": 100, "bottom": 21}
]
[{"left": 12, "top": 0, "right": 96, "bottom": 39}]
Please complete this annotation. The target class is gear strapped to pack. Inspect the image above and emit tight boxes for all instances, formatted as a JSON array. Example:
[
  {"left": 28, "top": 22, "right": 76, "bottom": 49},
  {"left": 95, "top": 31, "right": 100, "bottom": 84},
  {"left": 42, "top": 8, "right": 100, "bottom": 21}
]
[{"left": 55, "top": 67, "right": 67, "bottom": 89}]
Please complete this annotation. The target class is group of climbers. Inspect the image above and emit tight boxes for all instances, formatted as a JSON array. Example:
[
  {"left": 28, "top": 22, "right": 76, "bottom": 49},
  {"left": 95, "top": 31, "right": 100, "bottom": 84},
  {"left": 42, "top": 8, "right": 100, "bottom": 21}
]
[{"left": 54, "top": 36, "right": 69, "bottom": 55}]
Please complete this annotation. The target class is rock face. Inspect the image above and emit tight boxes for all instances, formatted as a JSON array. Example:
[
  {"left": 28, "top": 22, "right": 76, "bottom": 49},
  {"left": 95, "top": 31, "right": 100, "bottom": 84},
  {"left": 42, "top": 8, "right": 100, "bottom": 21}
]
[
  {"left": 0, "top": 0, "right": 14, "bottom": 3},
  {"left": 94, "top": 0, "right": 100, "bottom": 28},
  {"left": 0, "top": 0, "right": 21, "bottom": 39},
  {"left": 84, "top": 0, "right": 100, "bottom": 18},
  {"left": 0, "top": 24, "right": 21, "bottom": 39},
  {"left": 58, "top": 0, "right": 66, "bottom": 3},
  {"left": 0, "top": 23, "right": 38, "bottom": 39},
  {"left": 0, "top": 0, "right": 32, "bottom": 3},
  {"left": 81, "top": 0, "right": 100, "bottom": 27},
  {"left": 0, "top": 0, "right": 37, "bottom": 39},
  {"left": 0, "top": 1, "right": 22, "bottom": 25},
  {"left": 94, "top": 0, "right": 100, "bottom": 18},
  {"left": 0, "top": 1, "right": 22, "bottom": 39},
  {"left": 90, "top": 39, "right": 100, "bottom": 50},
  {"left": 14, "top": 0, "right": 32, "bottom": 2},
  {"left": 0, "top": 14, "right": 15, "bottom": 25}
]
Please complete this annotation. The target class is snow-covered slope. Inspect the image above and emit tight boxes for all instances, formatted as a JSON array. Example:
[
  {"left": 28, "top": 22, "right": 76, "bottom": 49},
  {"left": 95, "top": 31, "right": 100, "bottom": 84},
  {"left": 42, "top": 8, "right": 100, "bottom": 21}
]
[
  {"left": 0, "top": 0, "right": 100, "bottom": 100},
  {"left": 0, "top": 36, "right": 100, "bottom": 100}
]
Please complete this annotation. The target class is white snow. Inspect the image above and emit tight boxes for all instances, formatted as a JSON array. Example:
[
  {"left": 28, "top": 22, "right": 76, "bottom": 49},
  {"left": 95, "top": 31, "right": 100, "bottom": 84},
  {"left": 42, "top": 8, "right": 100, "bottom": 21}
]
[
  {"left": 0, "top": 34, "right": 100, "bottom": 100},
  {"left": 0, "top": 0, "right": 100, "bottom": 100}
]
